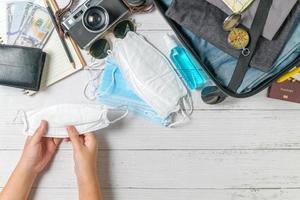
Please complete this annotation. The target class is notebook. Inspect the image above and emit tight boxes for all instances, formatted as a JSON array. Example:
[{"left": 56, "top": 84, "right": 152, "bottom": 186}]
[
  {"left": 0, "top": 0, "right": 86, "bottom": 95},
  {"left": 36, "top": 28, "right": 83, "bottom": 92}
]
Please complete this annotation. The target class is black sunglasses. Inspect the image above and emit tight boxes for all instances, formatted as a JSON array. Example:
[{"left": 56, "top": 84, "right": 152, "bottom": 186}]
[{"left": 89, "top": 20, "right": 135, "bottom": 59}]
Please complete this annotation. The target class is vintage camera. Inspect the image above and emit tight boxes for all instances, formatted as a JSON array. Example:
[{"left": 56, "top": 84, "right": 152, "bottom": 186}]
[{"left": 62, "top": 0, "right": 129, "bottom": 49}]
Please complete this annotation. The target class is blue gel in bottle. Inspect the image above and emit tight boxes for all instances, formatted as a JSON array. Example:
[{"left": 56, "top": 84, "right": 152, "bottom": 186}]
[{"left": 164, "top": 34, "right": 207, "bottom": 90}]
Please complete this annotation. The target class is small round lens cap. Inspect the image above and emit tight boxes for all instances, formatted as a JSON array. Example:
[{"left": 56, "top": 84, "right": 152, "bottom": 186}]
[{"left": 127, "top": 0, "right": 146, "bottom": 7}]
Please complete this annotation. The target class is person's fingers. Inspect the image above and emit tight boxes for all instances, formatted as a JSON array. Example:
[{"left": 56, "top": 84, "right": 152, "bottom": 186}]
[
  {"left": 83, "top": 133, "right": 97, "bottom": 149},
  {"left": 25, "top": 137, "right": 31, "bottom": 146},
  {"left": 67, "top": 126, "right": 82, "bottom": 150},
  {"left": 64, "top": 138, "right": 71, "bottom": 143},
  {"left": 53, "top": 138, "right": 63, "bottom": 147},
  {"left": 23, "top": 137, "right": 32, "bottom": 150},
  {"left": 45, "top": 138, "right": 56, "bottom": 152},
  {"left": 31, "top": 120, "right": 48, "bottom": 144},
  {"left": 79, "top": 135, "right": 84, "bottom": 144}
]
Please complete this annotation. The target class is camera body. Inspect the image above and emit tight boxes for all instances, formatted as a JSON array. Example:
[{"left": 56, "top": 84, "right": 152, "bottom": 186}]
[{"left": 62, "top": 0, "right": 129, "bottom": 49}]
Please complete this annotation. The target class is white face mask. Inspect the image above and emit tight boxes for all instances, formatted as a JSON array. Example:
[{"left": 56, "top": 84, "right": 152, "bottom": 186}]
[
  {"left": 112, "top": 31, "right": 193, "bottom": 121},
  {"left": 19, "top": 104, "right": 127, "bottom": 138}
]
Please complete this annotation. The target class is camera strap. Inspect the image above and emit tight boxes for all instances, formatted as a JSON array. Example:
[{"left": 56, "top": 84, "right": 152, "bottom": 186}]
[{"left": 121, "top": 0, "right": 155, "bottom": 13}]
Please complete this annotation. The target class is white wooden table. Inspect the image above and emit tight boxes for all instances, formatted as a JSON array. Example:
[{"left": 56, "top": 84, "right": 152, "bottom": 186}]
[{"left": 1, "top": 8, "right": 300, "bottom": 200}]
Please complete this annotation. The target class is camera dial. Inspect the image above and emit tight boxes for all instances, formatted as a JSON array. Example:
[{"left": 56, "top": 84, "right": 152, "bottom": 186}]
[{"left": 83, "top": 6, "right": 109, "bottom": 33}]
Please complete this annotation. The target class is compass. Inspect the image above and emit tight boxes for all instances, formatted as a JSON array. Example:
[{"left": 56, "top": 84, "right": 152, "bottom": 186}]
[
  {"left": 227, "top": 28, "right": 250, "bottom": 56},
  {"left": 223, "top": 13, "right": 241, "bottom": 31}
]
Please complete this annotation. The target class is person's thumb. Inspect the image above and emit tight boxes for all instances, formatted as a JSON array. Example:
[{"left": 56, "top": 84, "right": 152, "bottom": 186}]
[
  {"left": 32, "top": 120, "right": 48, "bottom": 144},
  {"left": 67, "top": 126, "right": 81, "bottom": 150}
]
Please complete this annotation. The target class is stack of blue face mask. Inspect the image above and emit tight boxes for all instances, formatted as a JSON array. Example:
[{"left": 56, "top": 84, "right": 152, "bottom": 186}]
[{"left": 96, "top": 57, "right": 171, "bottom": 126}]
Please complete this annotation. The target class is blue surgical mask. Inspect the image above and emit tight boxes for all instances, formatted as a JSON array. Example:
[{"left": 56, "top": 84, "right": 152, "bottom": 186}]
[{"left": 96, "top": 57, "right": 171, "bottom": 126}]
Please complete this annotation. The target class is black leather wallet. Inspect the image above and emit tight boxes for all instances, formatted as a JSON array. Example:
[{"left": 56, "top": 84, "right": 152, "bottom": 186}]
[{"left": 0, "top": 45, "right": 46, "bottom": 91}]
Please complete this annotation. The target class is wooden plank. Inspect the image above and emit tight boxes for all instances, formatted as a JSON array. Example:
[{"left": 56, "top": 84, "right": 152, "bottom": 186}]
[
  {"left": 1, "top": 150, "right": 300, "bottom": 188},
  {"left": 0, "top": 110, "right": 299, "bottom": 150},
  {"left": 6, "top": 188, "right": 298, "bottom": 200}
]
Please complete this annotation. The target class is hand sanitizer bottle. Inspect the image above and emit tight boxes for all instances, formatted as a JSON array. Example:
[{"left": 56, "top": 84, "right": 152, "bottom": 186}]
[{"left": 164, "top": 34, "right": 207, "bottom": 90}]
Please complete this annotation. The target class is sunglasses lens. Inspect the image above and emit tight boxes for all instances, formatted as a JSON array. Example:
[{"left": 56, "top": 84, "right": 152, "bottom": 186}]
[
  {"left": 113, "top": 20, "right": 135, "bottom": 38},
  {"left": 90, "top": 39, "right": 110, "bottom": 59}
]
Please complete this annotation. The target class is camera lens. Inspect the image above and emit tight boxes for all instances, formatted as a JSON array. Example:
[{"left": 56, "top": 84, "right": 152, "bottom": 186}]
[{"left": 83, "top": 6, "right": 109, "bottom": 32}]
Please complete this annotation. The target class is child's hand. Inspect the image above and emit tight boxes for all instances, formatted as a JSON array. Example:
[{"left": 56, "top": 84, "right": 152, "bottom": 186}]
[
  {"left": 67, "top": 126, "right": 98, "bottom": 184},
  {"left": 18, "top": 120, "right": 62, "bottom": 175}
]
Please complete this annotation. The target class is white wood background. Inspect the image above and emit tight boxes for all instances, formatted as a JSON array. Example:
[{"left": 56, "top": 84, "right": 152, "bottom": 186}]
[{"left": 1, "top": 7, "right": 300, "bottom": 200}]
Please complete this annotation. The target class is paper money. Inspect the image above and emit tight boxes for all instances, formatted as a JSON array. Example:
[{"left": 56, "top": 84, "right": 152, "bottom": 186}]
[
  {"left": 7, "top": 2, "right": 34, "bottom": 44},
  {"left": 222, "top": 0, "right": 254, "bottom": 13},
  {"left": 14, "top": 4, "right": 54, "bottom": 48}
]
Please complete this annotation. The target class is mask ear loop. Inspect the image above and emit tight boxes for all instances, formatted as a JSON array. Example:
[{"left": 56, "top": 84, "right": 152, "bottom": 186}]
[
  {"left": 83, "top": 59, "right": 106, "bottom": 101},
  {"left": 167, "top": 109, "right": 190, "bottom": 128},
  {"left": 106, "top": 105, "right": 129, "bottom": 124},
  {"left": 13, "top": 110, "right": 29, "bottom": 134},
  {"left": 167, "top": 93, "right": 194, "bottom": 128},
  {"left": 183, "top": 93, "right": 194, "bottom": 116}
]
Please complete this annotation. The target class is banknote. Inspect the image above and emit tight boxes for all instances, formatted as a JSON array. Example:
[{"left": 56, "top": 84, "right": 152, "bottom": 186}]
[
  {"left": 14, "top": 4, "right": 53, "bottom": 48},
  {"left": 222, "top": 0, "right": 254, "bottom": 13}
]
